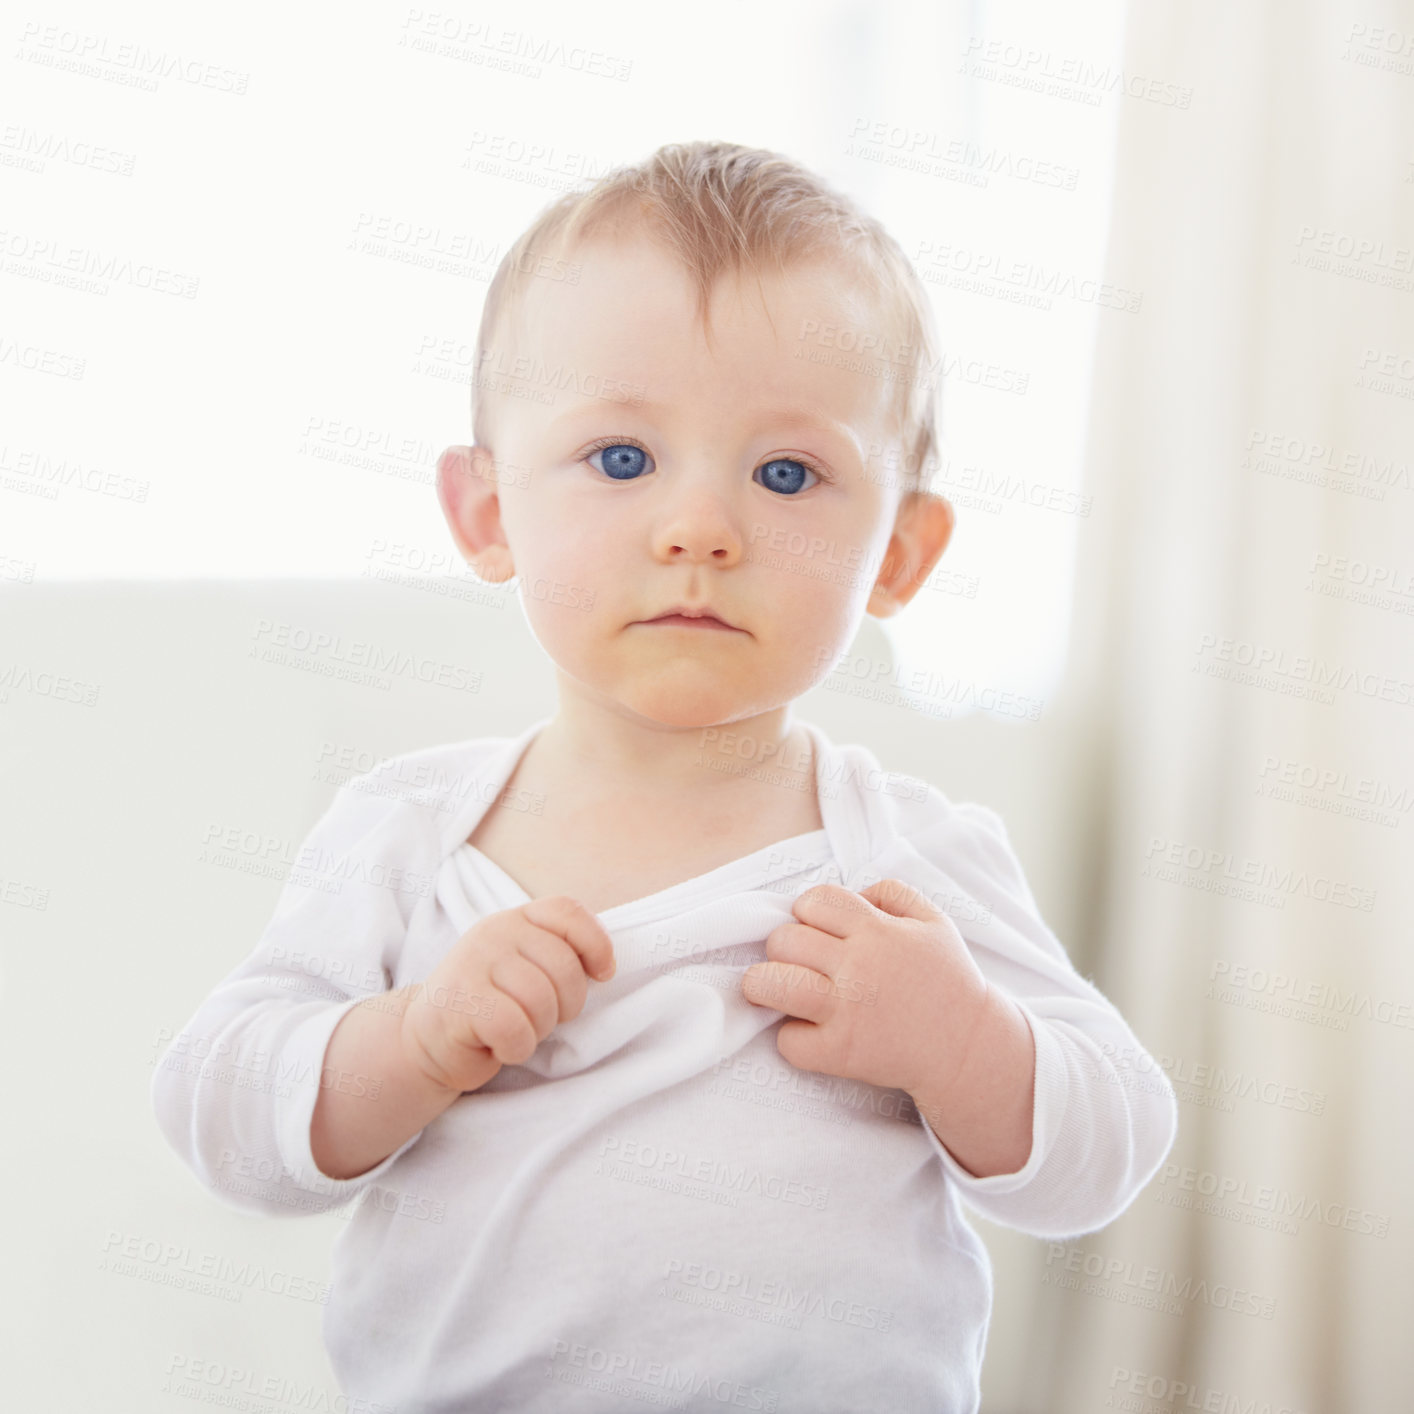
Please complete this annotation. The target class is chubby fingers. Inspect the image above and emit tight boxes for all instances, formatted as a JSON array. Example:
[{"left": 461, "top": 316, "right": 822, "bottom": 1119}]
[
  {"left": 520, "top": 894, "right": 617, "bottom": 981},
  {"left": 791, "top": 879, "right": 944, "bottom": 936},
  {"left": 741, "top": 960, "right": 840, "bottom": 1022},
  {"left": 852, "top": 877, "right": 944, "bottom": 923}
]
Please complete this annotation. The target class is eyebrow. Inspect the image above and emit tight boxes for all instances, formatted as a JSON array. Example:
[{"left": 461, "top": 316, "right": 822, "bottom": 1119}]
[{"left": 549, "top": 398, "right": 864, "bottom": 457}]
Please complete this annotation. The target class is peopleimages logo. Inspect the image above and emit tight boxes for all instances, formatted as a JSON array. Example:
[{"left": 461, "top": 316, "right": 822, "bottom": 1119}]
[
  {"left": 1108, "top": 1366, "right": 1306, "bottom": 1413},
  {"left": 1154, "top": 1164, "right": 1388, "bottom": 1238},
  {"left": 1097, "top": 1042, "right": 1326, "bottom": 1116},
  {"left": 1142, "top": 836, "right": 1376, "bottom": 911},
  {"left": 1208, "top": 960, "right": 1414, "bottom": 1033},
  {"left": 1044, "top": 1245, "right": 1275, "bottom": 1319}
]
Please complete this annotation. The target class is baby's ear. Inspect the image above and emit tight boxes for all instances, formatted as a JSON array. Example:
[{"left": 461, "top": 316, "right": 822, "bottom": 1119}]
[
  {"left": 868, "top": 491, "right": 955, "bottom": 617},
  {"left": 436, "top": 444, "right": 514, "bottom": 581}
]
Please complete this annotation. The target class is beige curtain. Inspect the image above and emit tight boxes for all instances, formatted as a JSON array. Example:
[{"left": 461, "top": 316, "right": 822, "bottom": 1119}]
[{"left": 999, "top": 3, "right": 1414, "bottom": 1410}]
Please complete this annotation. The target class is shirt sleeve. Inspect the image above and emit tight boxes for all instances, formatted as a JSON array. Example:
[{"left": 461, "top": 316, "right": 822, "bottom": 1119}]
[
  {"left": 149, "top": 780, "right": 434, "bottom": 1217},
  {"left": 901, "top": 799, "right": 1178, "bottom": 1239}
]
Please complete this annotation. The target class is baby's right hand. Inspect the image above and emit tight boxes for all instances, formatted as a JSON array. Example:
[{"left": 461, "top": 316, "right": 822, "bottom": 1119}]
[{"left": 399, "top": 896, "right": 616, "bottom": 1095}]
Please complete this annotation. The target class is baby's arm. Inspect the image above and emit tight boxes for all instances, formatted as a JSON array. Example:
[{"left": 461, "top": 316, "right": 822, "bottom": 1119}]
[
  {"left": 904, "top": 802, "right": 1178, "bottom": 1239},
  {"left": 308, "top": 984, "right": 461, "bottom": 1181},
  {"left": 150, "top": 776, "right": 620, "bottom": 1205},
  {"left": 149, "top": 784, "right": 436, "bottom": 1215}
]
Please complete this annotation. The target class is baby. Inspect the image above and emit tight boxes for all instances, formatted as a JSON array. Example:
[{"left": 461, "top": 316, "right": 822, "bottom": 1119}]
[{"left": 152, "top": 140, "right": 1177, "bottom": 1412}]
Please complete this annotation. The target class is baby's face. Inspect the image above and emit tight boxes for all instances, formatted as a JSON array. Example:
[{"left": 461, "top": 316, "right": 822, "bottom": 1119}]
[{"left": 449, "top": 231, "right": 941, "bottom": 730}]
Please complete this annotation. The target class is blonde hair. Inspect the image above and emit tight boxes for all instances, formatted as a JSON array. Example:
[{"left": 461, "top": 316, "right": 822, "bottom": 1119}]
[{"left": 472, "top": 140, "right": 943, "bottom": 498}]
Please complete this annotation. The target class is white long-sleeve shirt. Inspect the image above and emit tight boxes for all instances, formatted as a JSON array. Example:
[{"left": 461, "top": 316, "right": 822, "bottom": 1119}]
[{"left": 150, "top": 716, "right": 1177, "bottom": 1413}]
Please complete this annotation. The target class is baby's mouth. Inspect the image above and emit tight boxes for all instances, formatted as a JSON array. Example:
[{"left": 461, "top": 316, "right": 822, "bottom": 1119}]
[
  {"left": 638, "top": 613, "right": 743, "bottom": 632},
  {"left": 635, "top": 603, "right": 745, "bottom": 632}
]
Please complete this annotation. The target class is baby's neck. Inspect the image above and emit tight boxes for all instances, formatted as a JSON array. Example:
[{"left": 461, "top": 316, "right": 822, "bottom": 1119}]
[
  {"left": 467, "top": 721, "right": 825, "bottom": 916},
  {"left": 529, "top": 714, "right": 817, "bottom": 808}
]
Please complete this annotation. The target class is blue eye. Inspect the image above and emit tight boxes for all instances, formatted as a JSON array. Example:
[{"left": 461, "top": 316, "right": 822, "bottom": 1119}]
[
  {"left": 588, "top": 442, "right": 651, "bottom": 480},
  {"left": 583, "top": 440, "right": 825, "bottom": 494},
  {"left": 756, "top": 458, "right": 819, "bottom": 495}
]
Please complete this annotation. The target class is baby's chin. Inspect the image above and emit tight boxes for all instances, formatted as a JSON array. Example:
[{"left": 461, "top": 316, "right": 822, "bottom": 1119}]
[
  {"left": 616, "top": 682, "right": 763, "bottom": 730},
  {"left": 567, "top": 663, "right": 780, "bottom": 731}
]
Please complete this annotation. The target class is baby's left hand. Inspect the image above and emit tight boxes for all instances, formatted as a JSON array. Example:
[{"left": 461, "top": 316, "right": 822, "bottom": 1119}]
[{"left": 741, "top": 878, "right": 991, "bottom": 1101}]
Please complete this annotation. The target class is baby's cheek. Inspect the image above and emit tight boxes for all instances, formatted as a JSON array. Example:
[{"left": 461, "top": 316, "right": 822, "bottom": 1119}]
[
  {"left": 779, "top": 608, "right": 860, "bottom": 682},
  {"left": 513, "top": 535, "right": 609, "bottom": 629}
]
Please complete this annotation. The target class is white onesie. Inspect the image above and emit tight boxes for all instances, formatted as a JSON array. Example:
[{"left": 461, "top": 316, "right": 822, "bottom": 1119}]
[{"left": 150, "top": 716, "right": 1177, "bottom": 1413}]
